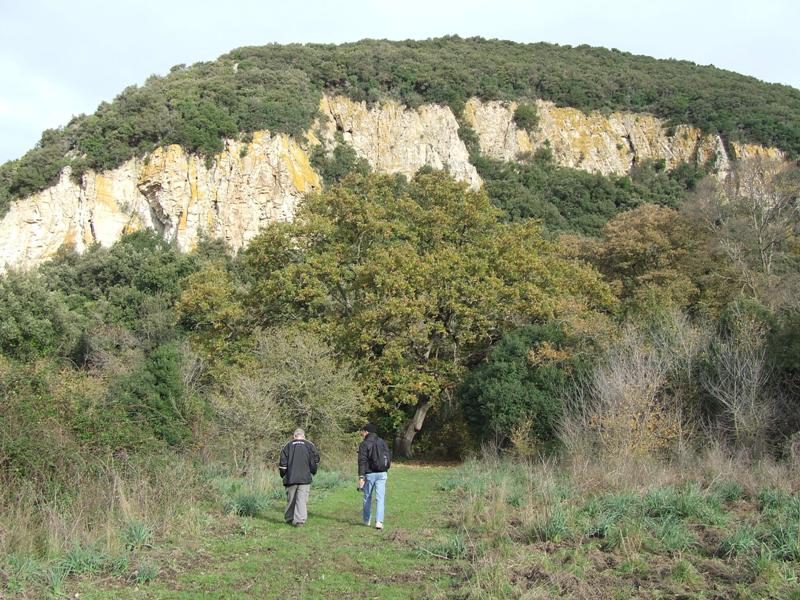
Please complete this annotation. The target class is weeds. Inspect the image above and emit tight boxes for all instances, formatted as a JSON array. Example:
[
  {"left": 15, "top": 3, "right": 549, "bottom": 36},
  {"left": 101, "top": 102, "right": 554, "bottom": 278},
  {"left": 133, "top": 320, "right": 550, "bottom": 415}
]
[
  {"left": 441, "top": 452, "right": 800, "bottom": 598},
  {"left": 720, "top": 524, "right": 760, "bottom": 558},
  {"left": 134, "top": 558, "right": 158, "bottom": 584},
  {"left": 123, "top": 519, "right": 153, "bottom": 550},
  {"left": 420, "top": 533, "right": 468, "bottom": 560},
  {"left": 225, "top": 491, "right": 269, "bottom": 517}
]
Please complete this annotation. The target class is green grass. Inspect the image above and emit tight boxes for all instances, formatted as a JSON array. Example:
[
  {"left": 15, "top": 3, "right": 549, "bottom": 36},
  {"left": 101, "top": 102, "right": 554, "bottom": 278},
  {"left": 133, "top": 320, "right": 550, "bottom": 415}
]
[
  {"left": 70, "top": 465, "right": 460, "bottom": 599},
  {"left": 12, "top": 461, "right": 800, "bottom": 599}
]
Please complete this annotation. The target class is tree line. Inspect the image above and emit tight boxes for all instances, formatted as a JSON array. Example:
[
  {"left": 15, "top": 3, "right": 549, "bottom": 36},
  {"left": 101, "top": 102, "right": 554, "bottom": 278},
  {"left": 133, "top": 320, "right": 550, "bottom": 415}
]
[{"left": 3, "top": 36, "right": 800, "bottom": 216}]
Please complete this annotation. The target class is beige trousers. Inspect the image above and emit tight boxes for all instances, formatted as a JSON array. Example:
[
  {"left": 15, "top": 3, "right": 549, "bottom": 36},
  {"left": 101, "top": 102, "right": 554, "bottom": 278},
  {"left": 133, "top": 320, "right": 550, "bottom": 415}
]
[{"left": 284, "top": 484, "right": 310, "bottom": 524}]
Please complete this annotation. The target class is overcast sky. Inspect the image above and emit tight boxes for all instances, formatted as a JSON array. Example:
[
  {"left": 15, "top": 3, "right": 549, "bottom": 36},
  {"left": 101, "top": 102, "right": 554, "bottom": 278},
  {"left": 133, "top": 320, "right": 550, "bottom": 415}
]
[{"left": 1, "top": 0, "right": 797, "bottom": 164}]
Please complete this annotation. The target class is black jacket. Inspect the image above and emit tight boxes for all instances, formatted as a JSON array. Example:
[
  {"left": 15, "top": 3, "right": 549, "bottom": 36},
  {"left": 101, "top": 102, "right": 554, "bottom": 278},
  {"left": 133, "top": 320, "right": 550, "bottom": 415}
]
[
  {"left": 278, "top": 438, "right": 320, "bottom": 486},
  {"left": 357, "top": 433, "right": 383, "bottom": 476}
]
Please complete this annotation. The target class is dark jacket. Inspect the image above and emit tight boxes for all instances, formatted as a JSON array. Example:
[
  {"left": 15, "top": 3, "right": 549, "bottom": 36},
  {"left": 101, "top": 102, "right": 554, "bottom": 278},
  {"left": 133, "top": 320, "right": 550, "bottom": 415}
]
[
  {"left": 358, "top": 433, "right": 383, "bottom": 476},
  {"left": 278, "top": 438, "right": 320, "bottom": 486}
]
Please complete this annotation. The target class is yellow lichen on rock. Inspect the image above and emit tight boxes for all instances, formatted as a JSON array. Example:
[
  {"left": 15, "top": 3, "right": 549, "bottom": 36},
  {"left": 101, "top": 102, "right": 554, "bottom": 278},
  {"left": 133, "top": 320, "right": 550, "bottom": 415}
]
[
  {"left": 731, "top": 142, "right": 784, "bottom": 162},
  {"left": 277, "top": 134, "right": 321, "bottom": 193}
]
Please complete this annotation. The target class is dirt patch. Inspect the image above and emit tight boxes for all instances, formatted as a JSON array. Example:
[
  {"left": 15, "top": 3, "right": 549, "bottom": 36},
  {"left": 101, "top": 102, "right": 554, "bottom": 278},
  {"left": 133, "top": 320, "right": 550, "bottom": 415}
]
[{"left": 695, "top": 558, "right": 743, "bottom": 583}]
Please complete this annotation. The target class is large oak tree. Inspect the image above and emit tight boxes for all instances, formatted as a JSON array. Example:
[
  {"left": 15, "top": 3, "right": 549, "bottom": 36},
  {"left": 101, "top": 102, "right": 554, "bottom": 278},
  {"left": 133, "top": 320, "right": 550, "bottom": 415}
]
[{"left": 242, "top": 172, "right": 614, "bottom": 455}]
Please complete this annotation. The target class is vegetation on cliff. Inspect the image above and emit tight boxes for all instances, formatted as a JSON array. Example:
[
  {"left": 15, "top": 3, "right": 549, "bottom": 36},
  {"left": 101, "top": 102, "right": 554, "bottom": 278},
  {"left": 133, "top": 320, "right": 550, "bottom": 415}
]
[
  {"left": 2, "top": 36, "right": 800, "bottom": 597},
  {"left": 2, "top": 36, "right": 800, "bottom": 215}
]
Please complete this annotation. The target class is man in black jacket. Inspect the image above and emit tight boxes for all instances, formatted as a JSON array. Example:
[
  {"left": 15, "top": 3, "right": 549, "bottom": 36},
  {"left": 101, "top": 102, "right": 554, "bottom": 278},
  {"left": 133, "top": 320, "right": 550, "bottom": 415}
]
[
  {"left": 278, "top": 428, "right": 320, "bottom": 526},
  {"left": 357, "top": 423, "right": 389, "bottom": 530}
]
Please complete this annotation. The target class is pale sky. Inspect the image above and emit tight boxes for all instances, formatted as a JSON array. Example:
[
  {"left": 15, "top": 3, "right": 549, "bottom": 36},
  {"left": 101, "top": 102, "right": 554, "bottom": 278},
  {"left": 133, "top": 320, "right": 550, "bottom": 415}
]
[{"left": 1, "top": 0, "right": 797, "bottom": 164}]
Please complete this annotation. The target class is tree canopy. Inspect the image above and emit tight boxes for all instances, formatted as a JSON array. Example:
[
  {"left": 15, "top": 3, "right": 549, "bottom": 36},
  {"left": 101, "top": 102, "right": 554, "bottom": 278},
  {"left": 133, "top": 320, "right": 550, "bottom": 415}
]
[{"left": 238, "top": 171, "right": 615, "bottom": 454}]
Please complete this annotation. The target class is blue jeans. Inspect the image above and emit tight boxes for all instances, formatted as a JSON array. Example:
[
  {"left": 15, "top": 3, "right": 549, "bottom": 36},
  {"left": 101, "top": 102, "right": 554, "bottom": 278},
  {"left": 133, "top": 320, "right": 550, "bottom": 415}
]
[{"left": 363, "top": 471, "right": 387, "bottom": 524}]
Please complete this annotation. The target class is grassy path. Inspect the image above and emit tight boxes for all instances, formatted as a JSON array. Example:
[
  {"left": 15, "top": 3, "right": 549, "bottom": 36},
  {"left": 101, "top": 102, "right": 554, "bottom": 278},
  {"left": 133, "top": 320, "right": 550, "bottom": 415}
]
[{"left": 75, "top": 465, "right": 462, "bottom": 599}]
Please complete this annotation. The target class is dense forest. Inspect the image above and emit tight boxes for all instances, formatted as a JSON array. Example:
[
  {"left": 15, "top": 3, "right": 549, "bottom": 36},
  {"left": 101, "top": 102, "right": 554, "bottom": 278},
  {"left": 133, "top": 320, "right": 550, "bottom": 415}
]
[
  {"left": 2, "top": 38, "right": 800, "bottom": 597},
  {"left": 2, "top": 36, "right": 800, "bottom": 215}
]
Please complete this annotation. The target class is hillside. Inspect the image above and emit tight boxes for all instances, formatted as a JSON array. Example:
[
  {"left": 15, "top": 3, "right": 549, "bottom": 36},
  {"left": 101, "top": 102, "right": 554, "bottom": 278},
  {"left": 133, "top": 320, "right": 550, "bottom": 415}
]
[
  {"left": 2, "top": 36, "right": 800, "bottom": 599},
  {"left": 2, "top": 36, "right": 800, "bottom": 215}
]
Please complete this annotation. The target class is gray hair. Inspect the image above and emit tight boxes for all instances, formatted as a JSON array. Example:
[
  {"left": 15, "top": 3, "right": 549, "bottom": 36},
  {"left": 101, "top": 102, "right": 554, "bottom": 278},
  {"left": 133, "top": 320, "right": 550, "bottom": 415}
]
[{"left": 293, "top": 428, "right": 305, "bottom": 439}]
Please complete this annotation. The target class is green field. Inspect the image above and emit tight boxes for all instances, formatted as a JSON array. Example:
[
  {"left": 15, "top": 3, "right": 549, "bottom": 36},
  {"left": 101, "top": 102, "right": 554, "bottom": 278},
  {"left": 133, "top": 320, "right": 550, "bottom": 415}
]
[{"left": 71, "top": 465, "right": 462, "bottom": 599}]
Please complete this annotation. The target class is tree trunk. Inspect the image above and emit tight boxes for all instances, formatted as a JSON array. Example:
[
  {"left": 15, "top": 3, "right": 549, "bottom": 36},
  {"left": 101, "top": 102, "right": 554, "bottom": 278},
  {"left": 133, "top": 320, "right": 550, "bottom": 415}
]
[{"left": 394, "top": 400, "right": 431, "bottom": 458}]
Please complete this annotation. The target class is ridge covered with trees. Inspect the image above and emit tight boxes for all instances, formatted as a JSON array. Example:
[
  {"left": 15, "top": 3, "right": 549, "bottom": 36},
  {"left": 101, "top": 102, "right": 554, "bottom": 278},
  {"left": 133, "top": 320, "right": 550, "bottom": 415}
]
[{"left": 2, "top": 36, "right": 800, "bottom": 215}]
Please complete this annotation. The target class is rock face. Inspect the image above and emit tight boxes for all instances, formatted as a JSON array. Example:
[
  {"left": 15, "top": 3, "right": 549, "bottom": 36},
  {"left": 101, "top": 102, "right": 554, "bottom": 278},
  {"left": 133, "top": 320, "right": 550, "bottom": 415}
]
[
  {"left": 0, "top": 132, "right": 320, "bottom": 271},
  {"left": 316, "top": 95, "right": 481, "bottom": 189},
  {"left": 0, "top": 94, "right": 786, "bottom": 272},
  {"left": 462, "top": 98, "right": 784, "bottom": 176}
]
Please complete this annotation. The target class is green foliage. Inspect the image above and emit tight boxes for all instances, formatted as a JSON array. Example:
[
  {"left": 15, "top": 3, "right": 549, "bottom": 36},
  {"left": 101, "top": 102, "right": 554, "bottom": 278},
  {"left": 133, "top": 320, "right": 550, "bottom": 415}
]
[
  {"left": 58, "top": 544, "right": 108, "bottom": 577},
  {"left": 135, "top": 558, "right": 159, "bottom": 584},
  {"left": 40, "top": 230, "right": 198, "bottom": 332},
  {"left": 512, "top": 102, "right": 539, "bottom": 132},
  {"left": 210, "top": 326, "right": 366, "bottom": 464},
  {"left": 527, "top": 506, "right": 573, "bottom": 542},
  {"left": 475, "top": 153, "right": 705, "bottom": 236},
  {"left": 583, "top": 203, "right": 730, "bottom": 315},
  {"left": 310, "top": 142, "right": 371, "bottom": 186},
  {"left": 711, "top": 480, "right": 745, "bottom": 503},
  {"left": 459, "top": 323, "right": 591, "bottom": 445},
  {"left": 422, "top": 533, "right": 468, "bottom": 560},
  {"left": 225, "top": 491, "right": 269, "bottom": 517},
  {"left": 242, "top": 171, "right": 614, "bottom": 452},
  {"left": 123, "top": 520, "right": 153, "bottom": 551},
  {"left": 4, "top": 37, "right": 800, "bottom": 213},
  {"left": 112, "top": 342, "right": 193, "bottom": 447},
  {"left": 0, "top": 271, "right": 82, "bottom": 359},
  {"left": 643, "top": 485, "right": 725, "bottom": 525},
  {"left": 312, "top": 470, "right": 349, "bottom": 490},
  {"left": 720, "top": 524, "right": 759, "bottom": 558}
]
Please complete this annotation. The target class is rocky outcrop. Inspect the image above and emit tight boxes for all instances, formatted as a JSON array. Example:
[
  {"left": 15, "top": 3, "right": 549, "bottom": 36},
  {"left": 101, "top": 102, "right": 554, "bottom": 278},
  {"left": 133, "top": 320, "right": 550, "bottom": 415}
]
[
  {"left": 0, "top": 94, "right": 787, "bottom": 272},
  {"left": 316, "top": 95, "right": 481, "bottom": 189},
  {"left": 137, "top": 132, "right": 320, "bottom": 252},
  {"left": 463, "top": 98, "right": 784, "bottom": 176},
  {"left": 0, "top": 132, "right": 320, "bottom": 271}
]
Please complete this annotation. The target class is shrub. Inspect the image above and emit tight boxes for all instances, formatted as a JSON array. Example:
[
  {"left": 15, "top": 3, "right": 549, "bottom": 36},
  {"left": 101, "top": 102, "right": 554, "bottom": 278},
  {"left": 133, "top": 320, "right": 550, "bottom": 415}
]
[
  {"left": 460, "top": 323, "right": 590, "bottom": 448},
  {"left": 310, "top": 142, "right": 371, "bottom": 186},
  {"left": 211, "top": 326, "right": 366, "bottom": 470},
  {"left": 512, "top": 103, "right": 539, "bottom": 132},
  {"left": 225, "top": 491, "right": 269, "bottom": 517},
  {"left": 112, "top": 342, "right": 196, "bottom": 447},
  {"left": 135, "top": 558, "right": 158, "bottom": 584},
  {"left": 123, "top": 520, "right": 153, "bottom": 551}
]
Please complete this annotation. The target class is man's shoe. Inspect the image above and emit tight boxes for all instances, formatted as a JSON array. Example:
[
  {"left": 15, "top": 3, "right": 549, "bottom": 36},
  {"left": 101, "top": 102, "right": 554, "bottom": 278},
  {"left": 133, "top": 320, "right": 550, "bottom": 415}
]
[
  {"left": 363, "top": 520, "right": 371, "bottom": 526},
  {"left": 293, "top": 522, "right": 305, "bottom": 527},
  {"left": 375, "top": 522, "right": 383, "bottom": 530}
]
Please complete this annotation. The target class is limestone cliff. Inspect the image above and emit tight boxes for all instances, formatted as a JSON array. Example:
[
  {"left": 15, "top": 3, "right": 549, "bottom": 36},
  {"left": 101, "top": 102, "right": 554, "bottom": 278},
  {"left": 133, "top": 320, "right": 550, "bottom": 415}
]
[
  {"left": 463, "top": 99, "right": 784, "bottom": 176},
  {"left": 0, "top": 132, "right": 320, "bottom": 271},
  {"left": 0, "top": 95, "right": 786, "bottom": 272},
  {"left": 316, "top": 95, "right": 481, "bottom": 189}
]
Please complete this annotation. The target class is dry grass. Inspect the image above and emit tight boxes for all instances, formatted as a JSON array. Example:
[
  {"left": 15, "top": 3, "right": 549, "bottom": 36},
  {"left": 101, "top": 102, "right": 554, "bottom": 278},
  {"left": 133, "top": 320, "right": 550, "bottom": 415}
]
[
  {"left": 443, "top": 449, "right": 800, "bottom": 598},
  {"left": 0, "top": 456, "right": 205, "bottom": 562}
]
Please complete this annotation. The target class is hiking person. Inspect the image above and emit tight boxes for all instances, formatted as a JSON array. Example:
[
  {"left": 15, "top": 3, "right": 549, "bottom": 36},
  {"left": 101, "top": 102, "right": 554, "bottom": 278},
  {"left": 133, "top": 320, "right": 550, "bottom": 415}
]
[
  {"left": 278, "top": 428, "right": 320, "bottom": 527},
  {"left": 357, "top": 423, "right": 391, "bottom": 530}
]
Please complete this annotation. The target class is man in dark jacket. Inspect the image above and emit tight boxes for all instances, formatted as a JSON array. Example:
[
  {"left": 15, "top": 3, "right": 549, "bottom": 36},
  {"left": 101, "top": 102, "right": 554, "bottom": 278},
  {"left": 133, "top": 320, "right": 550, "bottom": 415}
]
[
  {"left": 357, "top": 423, "right": 389, "bottom": 530},
  {"left": 278, "top": 428, "right": 320, "bottom": 526}
]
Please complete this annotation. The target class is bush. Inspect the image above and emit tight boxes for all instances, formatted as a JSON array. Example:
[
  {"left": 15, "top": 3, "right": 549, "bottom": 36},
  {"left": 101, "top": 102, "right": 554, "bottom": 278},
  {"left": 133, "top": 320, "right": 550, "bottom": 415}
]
[
  {"left": 512, "top": 103, "right": 538, "bottom": 132},
  {"left": 310, "top": 142, "right": 371, "bottom": 186},
  {"left": 225, "top": 491, "right": 269, "bottom": 517},
  {"left": 211, "top": 326, "right": 366, "bottom": 469},
  {"left": 460, "top": 323, "right": 590, "bottom": 448}
]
